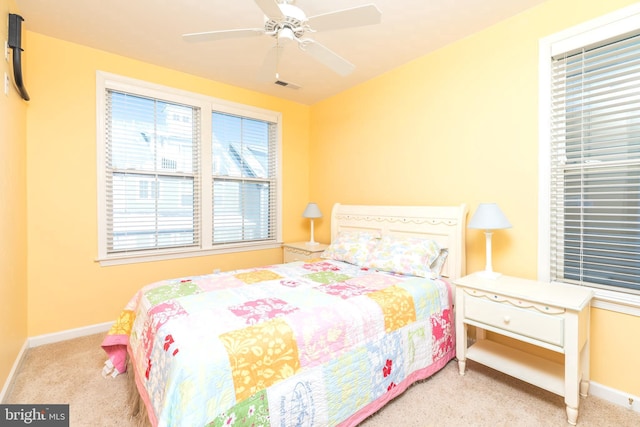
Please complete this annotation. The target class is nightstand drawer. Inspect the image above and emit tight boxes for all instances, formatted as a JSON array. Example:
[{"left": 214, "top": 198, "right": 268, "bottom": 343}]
[
  {"left": 284, "top": 250, "right": 315, "bottom": 263},
  {"left": 283, "top": 242, "right": 328, "bottom": 263},
  {"left": 463, "top": 294, "right": 564, "bottom": 347}
]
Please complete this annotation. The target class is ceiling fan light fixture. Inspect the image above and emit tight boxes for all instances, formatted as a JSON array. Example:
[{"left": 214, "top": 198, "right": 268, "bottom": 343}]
[{"left": 277, "top": 26, "right": 295, "bottom": 43}]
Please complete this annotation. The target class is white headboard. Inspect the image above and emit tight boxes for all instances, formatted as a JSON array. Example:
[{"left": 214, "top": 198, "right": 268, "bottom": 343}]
[{"left": 330, "top": 203, "right": 468, "bottom": 281}]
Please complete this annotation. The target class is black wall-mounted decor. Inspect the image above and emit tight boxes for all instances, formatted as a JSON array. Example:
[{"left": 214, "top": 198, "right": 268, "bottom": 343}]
[{"left": 8, "top": 13, "right": 30, "bottom": 101}]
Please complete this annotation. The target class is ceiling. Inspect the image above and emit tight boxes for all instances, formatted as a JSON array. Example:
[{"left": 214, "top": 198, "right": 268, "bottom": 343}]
[{"left": 14, "top": 0, "right": 546, "bottom": 105}]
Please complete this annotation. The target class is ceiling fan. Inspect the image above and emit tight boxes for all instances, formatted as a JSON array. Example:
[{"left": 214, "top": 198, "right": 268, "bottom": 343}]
[{"left": 182, "top": 0, "right": 382, "bottom": 85}]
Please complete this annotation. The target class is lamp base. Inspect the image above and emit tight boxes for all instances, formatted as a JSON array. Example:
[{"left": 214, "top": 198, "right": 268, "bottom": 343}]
[
  {"left": 476, "top": 270, "right": 502, "bottom": 280},
  {"left": 306, "top": 241, "right": 319, "bottom": 247}
]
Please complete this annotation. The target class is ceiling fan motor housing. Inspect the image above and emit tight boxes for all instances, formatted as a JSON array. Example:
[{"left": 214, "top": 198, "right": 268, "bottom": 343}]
[{"left": 264, "top": 4, "right": 307, "bottom": 38}]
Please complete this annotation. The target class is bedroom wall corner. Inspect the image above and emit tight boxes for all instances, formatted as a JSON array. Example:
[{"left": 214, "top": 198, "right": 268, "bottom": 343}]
[{"left": 0, "top": 0, "right": 28, "bottom": 401}]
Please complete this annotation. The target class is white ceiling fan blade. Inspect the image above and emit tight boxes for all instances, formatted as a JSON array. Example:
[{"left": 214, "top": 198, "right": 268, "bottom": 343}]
[
  {"left": 254, "top": 0, "right": 284, "bottom": 20},
  {"left": 257, "top": 45, "right": 284, "bottom": 82},
  {"left": 183, "top": 28, "right": 264, "bottom": 43},
  {"left": 302, "top": 39, "right": 355, "bottom": 76},
  {"left": 307, "top": 4, "right": 381, "bottom": 32}
]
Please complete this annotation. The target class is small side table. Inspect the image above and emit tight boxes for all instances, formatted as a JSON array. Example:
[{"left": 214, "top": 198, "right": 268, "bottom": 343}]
[
  {"left": 454, "top": 273, "right": 593, "bottom": 425},
  {"left": 282, "top": 241, "right": 328, "bottom": 263}
]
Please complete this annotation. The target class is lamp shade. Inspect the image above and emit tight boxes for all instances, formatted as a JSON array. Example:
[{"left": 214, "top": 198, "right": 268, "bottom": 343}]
[
  {"left": 468, "top": 203, "right": 511, "bottom": 230},
  {"left": 302, "top": 202, "right": 322, "bottom": 219}
]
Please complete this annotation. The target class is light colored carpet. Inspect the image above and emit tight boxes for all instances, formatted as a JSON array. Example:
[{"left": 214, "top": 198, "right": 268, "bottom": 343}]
[{"left": 4, "top": 333, "right": 639, "bottom": 426}]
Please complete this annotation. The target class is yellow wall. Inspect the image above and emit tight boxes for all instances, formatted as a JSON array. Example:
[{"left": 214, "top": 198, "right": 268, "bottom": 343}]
[
  {"left": 0, "top": 0, "right": 28, "bottom": 395},
  {"left": 4, "top": 0, "right": 639, "bottom": 403},
  {"left": 23, "top": 33, "right": 311, "bottom": 336},
  {"left": 310, "top": 0, "right": 640, "bottom": 397}
]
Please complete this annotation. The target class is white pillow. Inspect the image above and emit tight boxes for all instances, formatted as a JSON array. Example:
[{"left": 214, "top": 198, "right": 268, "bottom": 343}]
[
  {"left": 321, "top": 230, "right": 380, "bottom": 265},
  {"left": 364, "top": 235, "right": 442, "bottom": 278}
]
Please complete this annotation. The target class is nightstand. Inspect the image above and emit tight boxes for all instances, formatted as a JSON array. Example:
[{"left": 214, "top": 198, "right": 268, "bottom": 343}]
[
  {"left": 454, "top": 273, "right": 593, "bottom": 425},
  {"left": 282, "top": 242, "right": 328, "bottom": 262}
]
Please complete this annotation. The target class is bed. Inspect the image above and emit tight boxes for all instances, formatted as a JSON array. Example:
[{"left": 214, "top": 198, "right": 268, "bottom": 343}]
[{"left": 102, "top": 203, "right": 468, "bottom": 426}]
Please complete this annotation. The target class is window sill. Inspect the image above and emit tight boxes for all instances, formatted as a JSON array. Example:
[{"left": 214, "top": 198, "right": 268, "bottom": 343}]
[
  {"left": 96, "top": 242, "right": 283, "bottom": 267},
  {"left": 591, "top": 288, "right": 640, "bottom": 317}
]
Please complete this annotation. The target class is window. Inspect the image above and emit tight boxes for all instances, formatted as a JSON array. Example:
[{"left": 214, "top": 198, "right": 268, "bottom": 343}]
[
  {"left": 211, "top": 112, "right": 277, "bottom": 245},
  {"left": 539, "top": 5, "right": 640, "bottom": 307},
  {"left": 97, "top": 73, "right": 282, "bottom": 265},
  {"left": 106, "top": 92, "right": 200, "bottom": 253}
]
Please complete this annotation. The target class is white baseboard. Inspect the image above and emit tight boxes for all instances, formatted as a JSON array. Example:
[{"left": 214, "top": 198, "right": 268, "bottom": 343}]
[
  {"left": 1, "top": 321, "right": 114, "bottom": 403},
  {"left": 0, "top": 339, "right": 28, "bottom": 403},
  {"left": 28, "top": 321, "right": 113, "bottom": 348},
  {"left": 589, "top": 381, "right": 640, "bottom": 414}
]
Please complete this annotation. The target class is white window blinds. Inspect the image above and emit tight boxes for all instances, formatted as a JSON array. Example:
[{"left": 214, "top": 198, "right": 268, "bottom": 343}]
[
  {"left": 105, "top": 90, "right": 201, "bottom": 254},
  {"left": 211, "top": 112, "right": 277, "bottom": 244},
  {"left": 98, "top": 73, "right": 282, "bottom": 264},
  {"left": 550, "top": 32, "right": 640, "bottom": 293}
]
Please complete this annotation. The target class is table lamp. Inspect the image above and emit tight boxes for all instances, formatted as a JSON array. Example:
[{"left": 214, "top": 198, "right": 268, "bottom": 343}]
[
  {"left": 302, "top": 202, "right": 322, "bottom": 246},
  {"left": 468, "top": 203, "right": 512, "bottom": 279}
]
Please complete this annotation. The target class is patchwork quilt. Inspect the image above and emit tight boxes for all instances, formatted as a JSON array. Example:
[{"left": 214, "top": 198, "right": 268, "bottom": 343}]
[{"left": 101, "top": 259, "right": 455, "bottom": 427}]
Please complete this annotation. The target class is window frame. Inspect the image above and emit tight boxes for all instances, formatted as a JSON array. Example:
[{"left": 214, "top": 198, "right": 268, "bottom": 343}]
[
  {"left": 538, "top": 3, "right": 640, "bottom": 315},
  {"left": 96, "top": 72, "right": 282, "bottom": 266}
]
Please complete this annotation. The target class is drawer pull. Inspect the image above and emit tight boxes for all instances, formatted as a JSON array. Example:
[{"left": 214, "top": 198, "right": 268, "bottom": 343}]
[{"left": 503, "top": 316, "right": 511, "bottom": 324}]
